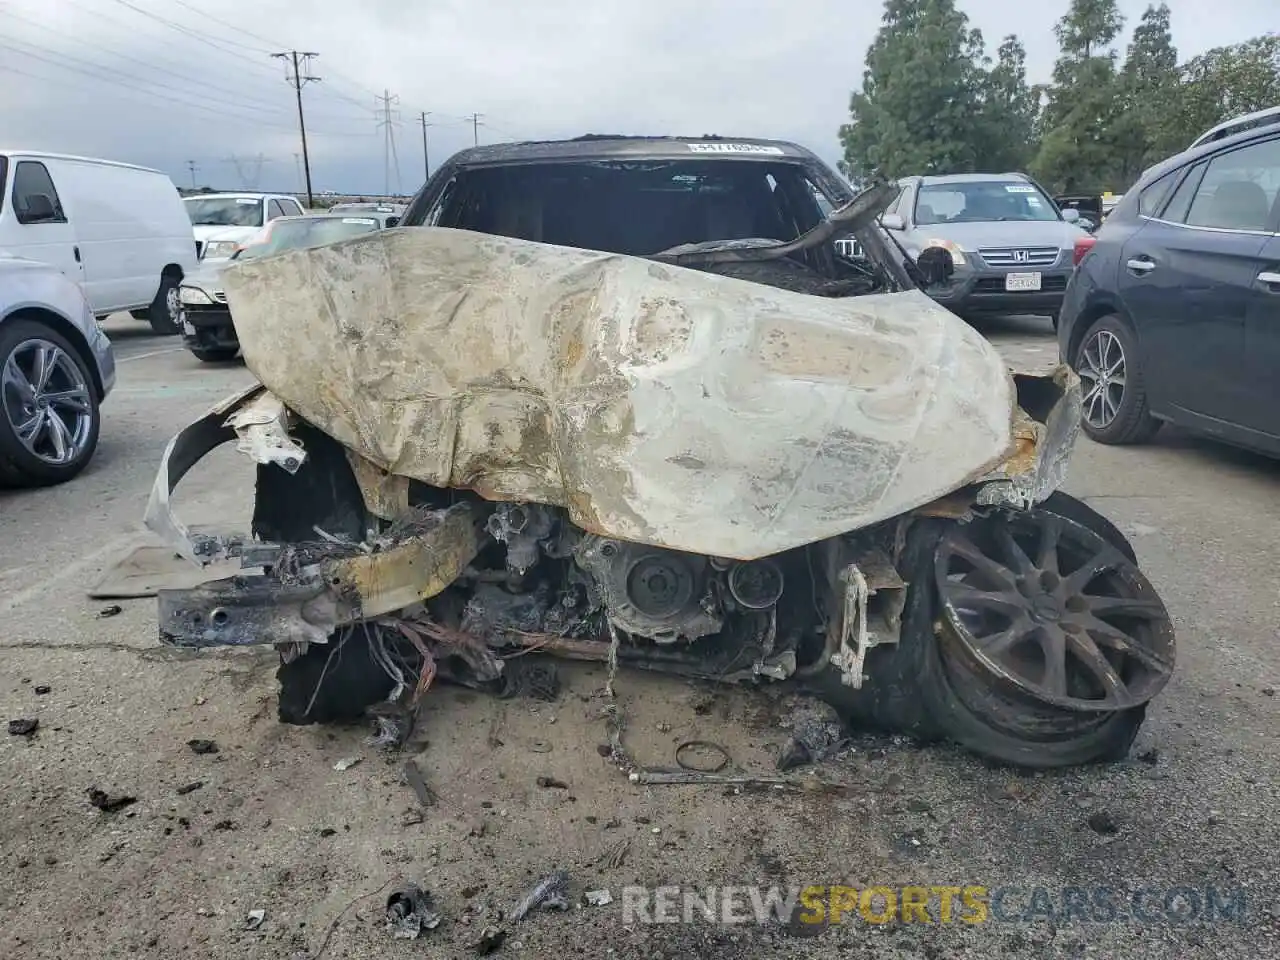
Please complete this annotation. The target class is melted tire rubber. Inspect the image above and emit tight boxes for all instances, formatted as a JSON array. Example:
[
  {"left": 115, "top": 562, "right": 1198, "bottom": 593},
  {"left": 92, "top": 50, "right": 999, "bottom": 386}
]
[{"left": 806, "top": 497, "right": 1146, "bottom": 769}]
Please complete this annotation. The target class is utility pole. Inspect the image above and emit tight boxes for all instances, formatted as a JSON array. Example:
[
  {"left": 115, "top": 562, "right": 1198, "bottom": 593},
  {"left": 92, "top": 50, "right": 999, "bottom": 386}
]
[
  {"left": 375, "top": 89, "right": 401, "bottom": 197},
  {"left": 467, "top": 113, "right": 483, "bottom": 146},
  {"left": 272, "top": 50, "right": 320, "bottom": 207},
  {"left": 418, "top": 111, "right": 431, "bottom": 180},
  {"left": 186, "top": 160, "right": 198, "bottom": 188}
]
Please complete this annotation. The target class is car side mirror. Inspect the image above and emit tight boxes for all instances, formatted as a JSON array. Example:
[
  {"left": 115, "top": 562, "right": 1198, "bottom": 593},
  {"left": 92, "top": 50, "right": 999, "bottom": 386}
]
[
  {"left": 880, "top": 213, "right": 906, "bottom": 231},
  {"left": 1061, "top": 207, "right": 1081, "bottom": 223},
  {"left": 384, "top": 216, "right": 400, "bottom": 228},
  {"left": 915, "top": 246, "right": 955, "bottom": 286},
  {"left": 23, "top": 193, "right": 57, "bottom": 222}
]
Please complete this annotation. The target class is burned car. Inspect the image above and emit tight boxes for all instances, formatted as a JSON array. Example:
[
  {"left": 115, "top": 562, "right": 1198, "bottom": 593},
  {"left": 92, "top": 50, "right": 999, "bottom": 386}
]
[{"left": 145, "top": 136, "right": 1175, "bottom": 769}]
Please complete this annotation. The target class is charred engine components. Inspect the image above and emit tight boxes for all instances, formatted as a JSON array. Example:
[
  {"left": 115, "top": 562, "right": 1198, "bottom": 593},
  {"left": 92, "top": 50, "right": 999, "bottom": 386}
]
[
  {"left": 576, "top": 537, "right": 722, "bottom": 643},
  {"left": 486, "top": 503, "right": 557, "bottom": 575},
  {"left": 727, "top": 559, "right": 785, "bottom": 610}
]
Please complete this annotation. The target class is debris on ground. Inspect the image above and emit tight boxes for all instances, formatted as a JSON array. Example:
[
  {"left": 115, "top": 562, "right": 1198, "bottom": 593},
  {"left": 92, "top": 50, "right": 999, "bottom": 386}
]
[
  {"left": 675, "top": 740, "right": 731, "bottom": 773},
  {"left": 499, "top": 659, "right": 560, "bottom": 702},
  {"left": 8, "top": 718, "right": 38, "bottom": 736},
  {"left": 535, "top": 776, "right": 569, "bottom": 790},
  {"left": 597, "top": 838, "right": 630, "bottom": 869},
  {"left": 584, "top": 890, "right": 613, "bottom": 907},
  {"left": 403, "top": 759, "right": 438, "bottom": 808},
  {"left": 509, "top": 870, "right": 570, "bottom": 921},
  {"left": 33, "top": 685, "right": 50, "bottom": 696},
  {"left": 96, "top": 604, "right": 123, "bottom": 618},
  {"left": 333, "top": 756, "right": 362, "bottom": 772},
  {"left": 86, "top": 787, "right": 138, "bottom": 812},
  {"left": 470, "top": 926, "right": 507, "bottom": 955},
  {"left": 630, "top": 769, "right": 853, "bottom": 793},
  {"left": 175, "top": 781, "right": 203, "bottom": 796},
  {"left": 187, "top": 738, "right": 219, "bottom": 755},
  {"left": 245, "top": 909, "right": 266, "bottom": 931},
  {"left": 775, "top": 695, "right": 846, "bottom": 771},
  {"left": 385, "top": 884, "right": 441, "bottom": 939},
  {"left": 1137, "top": 748, "right": 1160, "bottom": 766},
  {"left": 1088, "top": 811, "right": 1120, "bottom": 835}
]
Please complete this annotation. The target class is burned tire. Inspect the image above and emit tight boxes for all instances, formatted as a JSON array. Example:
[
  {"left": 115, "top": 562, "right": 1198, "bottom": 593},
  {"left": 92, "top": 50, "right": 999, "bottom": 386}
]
[
  {"left": 1075, "top": 314, "right": 1161, "bottom": 446},
  {"left": 906, "top": 514, "right": 1167, "bottom": 773}
]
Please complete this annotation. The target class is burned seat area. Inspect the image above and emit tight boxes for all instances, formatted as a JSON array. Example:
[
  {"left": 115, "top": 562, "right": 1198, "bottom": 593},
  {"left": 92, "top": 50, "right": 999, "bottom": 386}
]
[{"left": 426, "top": 159, "right": 888, "bottom": 296}]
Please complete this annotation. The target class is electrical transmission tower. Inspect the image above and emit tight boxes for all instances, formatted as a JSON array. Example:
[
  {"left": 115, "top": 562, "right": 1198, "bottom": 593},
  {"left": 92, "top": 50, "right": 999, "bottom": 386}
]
[
  {"left": 223, "top": 153, "right": 270, "bottom": 190},
  {"left": 376, "top": 89, "right": 402, "bottom": 197},
  {"left": 271, "top": 50, "right": 320, "bottom": 206},
  {"left": 186, "top": 160, "right": 198, "bottom": 188}
]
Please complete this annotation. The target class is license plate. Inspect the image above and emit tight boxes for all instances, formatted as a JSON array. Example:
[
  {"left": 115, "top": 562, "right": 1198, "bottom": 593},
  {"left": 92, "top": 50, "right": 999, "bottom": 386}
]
[
  {"left": 1005, "top": 272, "right": 1042, "bottom": 291},
  {"left": 182, "top": 320, "right": 195, "bottom": 336}
]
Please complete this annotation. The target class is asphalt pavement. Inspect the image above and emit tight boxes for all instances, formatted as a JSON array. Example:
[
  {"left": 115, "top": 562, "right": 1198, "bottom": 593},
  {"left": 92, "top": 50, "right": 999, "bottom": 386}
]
[{"left": 0, "top": 312, "right": 1277, "bottom": 959}]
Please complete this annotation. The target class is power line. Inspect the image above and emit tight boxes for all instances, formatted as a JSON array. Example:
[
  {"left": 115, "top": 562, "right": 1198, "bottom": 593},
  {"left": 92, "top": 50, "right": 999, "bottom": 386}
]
[
  {"left": 0, "top": 12, "right": 315, "bottom": 119},
  {"left": 273, "top": 51, "right": 321, "bottom": 208},
  {"left": 90, "top": 0, "right": 393, "bottom": 120},
  {"left": 0, "top": 38, "right": 360, "bottom": 136}
]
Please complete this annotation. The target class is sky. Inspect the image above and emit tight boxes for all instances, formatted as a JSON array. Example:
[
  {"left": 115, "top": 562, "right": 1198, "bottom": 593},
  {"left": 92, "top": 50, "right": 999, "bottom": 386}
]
[{"left": 1, "top": 0, "right": 1273, "bottom": 197}]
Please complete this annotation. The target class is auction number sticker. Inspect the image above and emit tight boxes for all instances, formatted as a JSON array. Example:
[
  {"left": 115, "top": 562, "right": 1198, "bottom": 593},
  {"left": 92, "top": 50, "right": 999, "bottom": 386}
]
[{"left": 686, "top": 143, "right": 785, "bottom": 155}]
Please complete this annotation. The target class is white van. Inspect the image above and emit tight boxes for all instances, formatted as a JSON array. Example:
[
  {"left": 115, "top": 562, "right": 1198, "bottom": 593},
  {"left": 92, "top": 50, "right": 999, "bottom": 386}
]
[{"left": 0, "top": 151, "right": 198, "bottom": 333}]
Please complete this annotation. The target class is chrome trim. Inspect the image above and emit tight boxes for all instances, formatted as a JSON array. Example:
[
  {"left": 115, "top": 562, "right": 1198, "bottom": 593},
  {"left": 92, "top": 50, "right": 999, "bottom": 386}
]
[{"left": 1140, "top": 214, "right": 1279, "bottom": 238}]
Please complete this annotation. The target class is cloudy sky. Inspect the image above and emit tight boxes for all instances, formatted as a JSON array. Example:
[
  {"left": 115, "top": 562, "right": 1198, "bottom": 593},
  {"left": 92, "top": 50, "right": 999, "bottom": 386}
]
[{"left": 1, "top": 0, "right": 1272, "bottom": 197}]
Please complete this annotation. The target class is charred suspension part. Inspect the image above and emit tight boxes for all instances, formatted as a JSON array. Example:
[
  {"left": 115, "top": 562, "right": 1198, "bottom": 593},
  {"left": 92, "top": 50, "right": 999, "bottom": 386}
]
[{"left": 158, "top": 504, "right": 489, "bottom": 648}]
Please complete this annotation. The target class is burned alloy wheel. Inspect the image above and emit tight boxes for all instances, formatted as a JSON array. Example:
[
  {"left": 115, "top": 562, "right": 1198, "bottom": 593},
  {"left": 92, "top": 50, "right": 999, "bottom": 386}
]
[{"left": 933, "top": 509, "right": 1174, "bottom": 712}]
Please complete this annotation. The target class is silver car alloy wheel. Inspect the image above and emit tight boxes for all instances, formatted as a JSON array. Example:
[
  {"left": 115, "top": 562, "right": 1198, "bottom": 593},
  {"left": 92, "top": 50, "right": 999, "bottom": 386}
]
[
  {"left": 1078, "top": 329, "right": 1125, "bottom": 429},
  {"left": 1, "top": 338, "right": 94, "bottom": 466},
  {"left": 166, "top": 284, "right": 182, "bottom": 324}
]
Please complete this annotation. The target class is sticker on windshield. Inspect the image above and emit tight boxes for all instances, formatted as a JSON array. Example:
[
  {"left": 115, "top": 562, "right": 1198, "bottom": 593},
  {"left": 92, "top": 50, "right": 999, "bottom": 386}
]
[
  {"left": 342, "top": 218, "right": 377, "bottom": 224},
  {"left": 235, "top": 198, "right": 259, "bottom": 204},
  {"left": 686, "top": 143, "right": 785, "bottom": 155},
  {"left": 1004, "top": 185, "right": 1037, "bottom": 193}
]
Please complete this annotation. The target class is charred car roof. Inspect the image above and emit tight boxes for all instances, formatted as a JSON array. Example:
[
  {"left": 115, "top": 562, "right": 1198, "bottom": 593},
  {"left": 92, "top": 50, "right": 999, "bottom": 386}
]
[{"left": 436, "top": 135, "right": 822, "bottom": 167}]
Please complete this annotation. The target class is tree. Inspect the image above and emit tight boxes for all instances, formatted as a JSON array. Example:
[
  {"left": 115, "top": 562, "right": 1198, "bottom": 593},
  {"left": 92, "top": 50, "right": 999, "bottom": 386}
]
[
  {"left": 1031, "top": 0, "right": 1126, "bottom": 193},
  {"left": 1114, "top": 4, "right": 1180, "bottom": 183},
  {"left": 1165, "top": 34, "right": 1280, "bottom": 147},
  {"left": 974, "top": 35, "right": 1039, "bottom": 171},
  {"left": 839, "top": 0, "right": 988, "bottom": 180}
]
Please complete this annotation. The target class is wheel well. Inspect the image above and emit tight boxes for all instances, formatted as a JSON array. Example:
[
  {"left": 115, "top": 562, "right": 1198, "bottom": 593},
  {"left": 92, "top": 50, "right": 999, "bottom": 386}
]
[
  {"left": 162, "top": 263, "right": 184, "bottom": 282},
  {"left": 1066, "top": 301, "right": 1130, "bottom": 368},
  {"left": 3, "top": 307, "right": 105, "bottom": 399}
]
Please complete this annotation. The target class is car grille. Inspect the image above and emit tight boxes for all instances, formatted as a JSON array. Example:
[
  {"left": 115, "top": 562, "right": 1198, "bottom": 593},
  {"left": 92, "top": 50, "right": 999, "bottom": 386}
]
[
  {"left": 973, "top": 275, "right": 1068, "bottom": 293},
  {"left": 978, "top": 246, "right": 1061, "bottom": 267},
  {"left": 834, "top": 237, "right": 863, "bottom": 258},
  {"left": 213, "top": 291, "right": 227, "bottom": 303}
]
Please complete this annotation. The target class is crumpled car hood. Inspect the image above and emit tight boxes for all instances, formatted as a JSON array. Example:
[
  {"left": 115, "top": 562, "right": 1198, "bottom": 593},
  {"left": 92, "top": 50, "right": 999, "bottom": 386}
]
[{"left": 219, "top": 227, "right": 1028, "bottom": 561}]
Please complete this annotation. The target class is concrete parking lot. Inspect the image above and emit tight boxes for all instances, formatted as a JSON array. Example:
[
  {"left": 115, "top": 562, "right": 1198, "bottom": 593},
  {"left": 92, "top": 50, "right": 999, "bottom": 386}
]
[{"left": 1, "top": 314, "right": 1277, "bottom": 959}]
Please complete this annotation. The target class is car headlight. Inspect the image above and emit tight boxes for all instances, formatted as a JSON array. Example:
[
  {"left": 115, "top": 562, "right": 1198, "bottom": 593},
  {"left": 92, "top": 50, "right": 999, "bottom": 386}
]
[
  {"left": 180, "top": 286, "right": 214, "bottom": 305},
  {"left": 921, "top": 238, "right": 968, "bottom": 266},
  {"left": 202, "top": 241, "right": 239, "bottom": 259}
]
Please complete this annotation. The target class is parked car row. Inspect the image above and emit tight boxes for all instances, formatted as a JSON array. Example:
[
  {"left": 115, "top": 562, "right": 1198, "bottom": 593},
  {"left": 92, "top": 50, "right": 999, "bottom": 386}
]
[{"left": 178, "top": 209, "right": 399, "bottom": 362}]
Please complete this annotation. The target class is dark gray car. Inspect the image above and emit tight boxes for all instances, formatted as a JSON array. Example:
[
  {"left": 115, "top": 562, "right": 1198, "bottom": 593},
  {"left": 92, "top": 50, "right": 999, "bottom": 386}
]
[
  {"left": 1057, "top": 125, "right": 1280, "bottom": 453},
  {"left": 881, "top": 172, "right": 1090, "bottom": 322}
]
